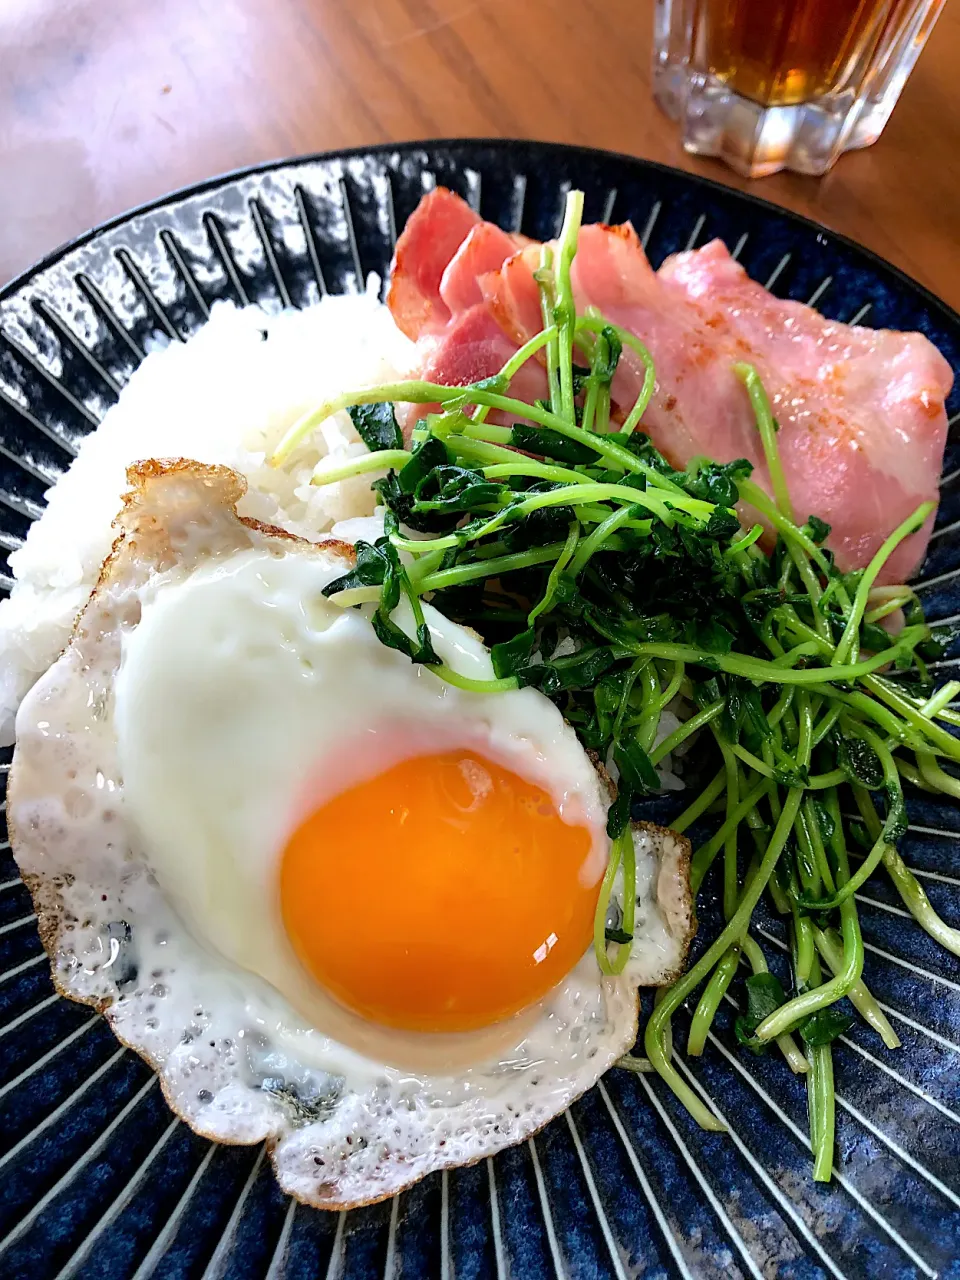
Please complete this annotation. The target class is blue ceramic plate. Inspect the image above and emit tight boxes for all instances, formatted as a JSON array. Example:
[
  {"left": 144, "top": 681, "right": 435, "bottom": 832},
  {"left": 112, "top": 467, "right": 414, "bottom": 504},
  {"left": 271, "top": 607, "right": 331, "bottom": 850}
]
[{"left": 1, "top": 141, "right": 959, "bottom": 1280}]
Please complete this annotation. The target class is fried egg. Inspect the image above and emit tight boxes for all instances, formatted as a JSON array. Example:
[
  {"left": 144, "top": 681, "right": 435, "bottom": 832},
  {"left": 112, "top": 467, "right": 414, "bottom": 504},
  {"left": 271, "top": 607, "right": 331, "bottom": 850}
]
[{"left": 9, "top": 460, "right": 693, "bottom": 1208}]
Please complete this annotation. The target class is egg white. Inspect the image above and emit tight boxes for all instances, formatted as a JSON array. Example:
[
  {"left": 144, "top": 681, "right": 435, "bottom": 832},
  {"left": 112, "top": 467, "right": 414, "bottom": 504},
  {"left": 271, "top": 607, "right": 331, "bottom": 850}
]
[{"left": 114, "top": 540, "right": 611, "bottom": 1077}]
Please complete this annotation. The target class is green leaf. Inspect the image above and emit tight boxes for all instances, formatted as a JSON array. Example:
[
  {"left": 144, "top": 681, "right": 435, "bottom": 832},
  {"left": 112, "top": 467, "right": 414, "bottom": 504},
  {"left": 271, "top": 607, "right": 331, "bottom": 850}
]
[
  {"left": 722, "top": 677, "right": 772, "bottom": 749},
  {"left": 614, "top": 737, "right": 660, "bottom": 795},
  {"left": 847, "top": 818, "right": 871, "bottom": 850},
  {"left": 530, "top": 644, "right": 616, "bottom": 694},
  {"left": 919, "top": 620, "right": 960, "bottom": 661},
  {"left": 860, "top": 622, "right": 893, "bottom": 654},
  {"left": 593, "top": 326, "right": 622, "bottom": 387},
  {"left": 693, "top": 676, "right": 722, "bottom": 709},
  {"left": 803, "top": 514, "right": 831, "bottom": 545},
  {"left": 412, "top": 465, "right": 506, "bottom": 515},
  {"left": 605, "top": 789, "right": 632, "bottom": 839},
  {"left": 321, "top": 539, "right": 389, "bottom": 596},
  {"left": 491, "top": 628, "right": 536, "bottom": 679},
  {"left": 734, "top": 971, "right": 788, "bottom": 1055},
  {"left": 594, "top": 670, "right": 629, "bottom": 740},
  {"left": 809, "top": 798, "right": 836, "bottom": 846},
  {"left": 504, "top": 501, "right": 576, "bottom": 551},
  {"left": 348, "top": 402, "right": 403, "bottom": 452},
  {"left": 684, "top": 458, "right": 753, "bottom": 508},
  {"left": 373, "top": 436, "right": 456, "bottom": 532},
  {"left": 687, "top": 617, "right": 735, "bottom": 655},
  {"left": 881, "top": 785, "right": 908, "bottom": 844},
  {"left": 744, "top": 971, "right": 788, "bottom": 1022},
  {"left": 326, "top": 534, "right": 440, "bottom": 668},
  {"left": 741, "top": 588, "right": 786, "bottom": 627},
  {"left": 397, "top": 436, "right": 450, "bottom": 493},
  {"left": 837, "top": 733, "right": 884, "bottom": 790},
  {"left": 605, "top": 926, "right": 633, "bottom": 945},
  {"left": 510, "top": 423, "right": 598, "bottom": 465},
  {"left": 799, "top": 1006, "right": 854, "bottom": 1047},
  {"left": 570, "top": 364, "right": 592, "bottom": 395},
  {"left": 705, "top": 506, "right": 741, "bottom": 541}
]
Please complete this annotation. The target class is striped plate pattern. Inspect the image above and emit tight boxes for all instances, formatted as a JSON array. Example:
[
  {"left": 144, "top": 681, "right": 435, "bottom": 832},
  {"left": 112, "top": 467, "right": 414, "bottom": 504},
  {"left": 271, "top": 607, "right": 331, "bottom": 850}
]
[{"left": 1, "top": 142, "right": 960, "bottom": 1280}]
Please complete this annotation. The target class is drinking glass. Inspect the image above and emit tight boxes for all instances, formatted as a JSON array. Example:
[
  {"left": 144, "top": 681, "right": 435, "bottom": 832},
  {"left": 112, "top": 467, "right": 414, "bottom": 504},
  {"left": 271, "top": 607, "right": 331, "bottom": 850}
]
[{"left": 653, "top": 0, "right": 946, "bottom": 177}]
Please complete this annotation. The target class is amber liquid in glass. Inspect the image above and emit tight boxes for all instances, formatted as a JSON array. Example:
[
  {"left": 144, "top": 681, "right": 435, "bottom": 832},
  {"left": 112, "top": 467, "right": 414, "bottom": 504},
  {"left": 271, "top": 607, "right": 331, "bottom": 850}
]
[{"left": 693, "top": 0, "right": 909, "bottom": 107}]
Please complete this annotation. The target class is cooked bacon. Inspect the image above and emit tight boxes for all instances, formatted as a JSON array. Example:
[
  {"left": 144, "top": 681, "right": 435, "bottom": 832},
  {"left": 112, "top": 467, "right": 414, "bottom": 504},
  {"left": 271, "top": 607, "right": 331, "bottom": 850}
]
[
  {"left": 389, "top": 190, "right": 541, "bottom": 432},
  {"left": 439, "top": 222, "right": 521, "bottom": 316},
  {"left": 658, "top": 240, "right": 953, "bottom": 582},
  {"left": 388, "top": 191, "right": 954, "bottom": 581},
  {"left": 387, "top": 188, "right": 482, "bottom": 340},
  {"left": 393, "top": 303, "right": 547, "bottom": 436}
]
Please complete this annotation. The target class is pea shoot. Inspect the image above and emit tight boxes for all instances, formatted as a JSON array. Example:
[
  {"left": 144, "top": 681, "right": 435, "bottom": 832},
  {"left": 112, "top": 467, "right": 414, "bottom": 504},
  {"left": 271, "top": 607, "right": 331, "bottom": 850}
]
[{"left": 279, "top": 191, "right": 960, "bottom": 1181}]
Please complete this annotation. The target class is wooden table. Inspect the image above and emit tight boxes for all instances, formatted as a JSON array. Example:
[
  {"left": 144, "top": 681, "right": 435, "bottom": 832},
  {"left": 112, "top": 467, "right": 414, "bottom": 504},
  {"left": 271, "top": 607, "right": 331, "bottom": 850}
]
[{"left": 2, "top": 0, "right": 958, "bottom": 309}]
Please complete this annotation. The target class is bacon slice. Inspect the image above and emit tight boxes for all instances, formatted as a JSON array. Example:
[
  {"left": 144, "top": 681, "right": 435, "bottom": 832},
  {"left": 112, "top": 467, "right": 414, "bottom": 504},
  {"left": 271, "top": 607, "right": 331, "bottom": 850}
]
[
  {"left": 658, "top": 240, "right": 953, "bottom": 582},
  {"left": 389, "top": 189, "right": 543, "bottom": 431},
  {"left": 386, "top": 188, "right": 482, "bottom": 340},
  {"left": 388, "top": 191, "right": 954, "bottom": 581},
  {"left": 439, "top": 222, "right": 521, "bottom": 315},
  {"left": 393, "top": 302, "right": 547, "bottom": 436}
]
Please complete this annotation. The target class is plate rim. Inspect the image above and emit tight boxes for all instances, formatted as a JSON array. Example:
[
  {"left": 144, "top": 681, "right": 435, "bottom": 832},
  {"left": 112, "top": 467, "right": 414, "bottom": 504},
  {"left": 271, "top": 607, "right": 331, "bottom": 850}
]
[{"left": 2, "top": 136, "right": 958, "bottom": 333}]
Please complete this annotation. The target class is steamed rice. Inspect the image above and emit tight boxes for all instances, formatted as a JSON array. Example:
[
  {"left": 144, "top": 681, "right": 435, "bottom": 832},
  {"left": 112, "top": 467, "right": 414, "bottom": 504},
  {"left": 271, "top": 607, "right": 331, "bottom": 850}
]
[{"left": 0, "top": 288, "right": 414, "bottom": 743}]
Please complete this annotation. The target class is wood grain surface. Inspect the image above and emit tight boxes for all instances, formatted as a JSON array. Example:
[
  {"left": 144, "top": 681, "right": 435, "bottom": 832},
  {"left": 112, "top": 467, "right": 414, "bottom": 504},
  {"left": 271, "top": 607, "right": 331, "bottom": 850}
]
[{"left": 1, "top": 0, "right": 958, "bottom": 308}]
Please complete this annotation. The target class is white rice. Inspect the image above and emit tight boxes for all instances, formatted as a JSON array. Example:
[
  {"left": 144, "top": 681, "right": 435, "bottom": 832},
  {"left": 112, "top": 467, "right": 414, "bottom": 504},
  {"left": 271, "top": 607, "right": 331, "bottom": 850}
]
[{"left": 0, "top": 288, "right": 415, "bottom": 744}]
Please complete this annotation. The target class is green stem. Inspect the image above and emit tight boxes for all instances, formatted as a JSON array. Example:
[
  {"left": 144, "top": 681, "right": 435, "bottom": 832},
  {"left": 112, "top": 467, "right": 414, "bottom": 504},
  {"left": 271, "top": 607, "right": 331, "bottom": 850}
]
[
  {"left": 814, "top": 927, "right": 900, "bottom": 1049},
  {"left": 756, "top": 793, "right": 863, "bottom": 1041},
  {"left": 792, "top": 906, "right": 816, "bottom": 984},
  {"left": 739, "top": 479, "right": 839, "bottom": 589},
  {"left": 671, "top": 768, "right": 726, "bottom": 834},
  {"left": 687, "top": 945, "right": 741, "bottom": 1056},
  {"left": 857, "top": 785, "right": 960, "bottom": 960},
  {"left": 920, "top": 680, "right": 960, "bottom": 720},
  {"left": 917, "top": 749, "right": 960, "bottom": 799},
  {"left": 472, "top": 325, "right": 559, "bottom": 426},
  {"left": 881, "top": 844, "right": 960, "bottom": 958},
  {"left": 689, "top": 777, "right": 772, "bottom": 893},
  {"left": 584, "top": 632, "right": 926, "bottom": 687},
  {"left": 535, "top": 246, "right": 561, "bottom": 413},
  {"left": 576, "top": 314, "right": 656, "bottom": 433},
  {"left": 567, "top": 502, "right": 644, "bottom": 579},
  {"left": 734, "top": 362, "right": 794, "bottom": 522},
  {"left": 310, "top": 448, "right": 411, "bottom": 486},
  {"left": 482, "top": 459, "right": 589, "bottom": 486},
  {"left": 398, "top": 481, "right": 685, "bottom": 558},
  {"left": 431, "top": 664, "right": 519, "bottom": 694},
  {"left": 794, "top": 833, "right": 887, "bottom": 911},
  {"left": 645, "top": 785, "right": 804, "bottom": 1128},
  {"left": 593, "top": 828, "right": 635, "bottom": 974},
  {"left": 554, "top": 190, "right": 585, "bottom": 424},
  {"left": 414, "top": 543, "right": 566, "bottom": 593},
  {"left": 528, "top": 522, "right": 580, "bottom": 625},
  {"left": 832, "top": 502, "right": 934, "bottom": 667},
  {"left": 806, "top": 953, "right": 836, "bottom": 1183},
  {"left": 726, "top": 524, "right": 764, "bottom": 558},
  {"left": 864, "top": 588, "right": 914, "bottom": 624},
  {"left": 616, "top": 1053, "right": 654, "bottom": 1074},
  {"left": 649, "top": 700, "right": 724, "bottom": 767}
]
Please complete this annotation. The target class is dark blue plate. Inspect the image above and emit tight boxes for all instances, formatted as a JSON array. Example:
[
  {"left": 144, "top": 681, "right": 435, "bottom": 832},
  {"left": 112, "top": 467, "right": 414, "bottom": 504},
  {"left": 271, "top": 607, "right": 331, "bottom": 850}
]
[{"left": 1, "top": 141, "right": 959, "bottom": 1280}]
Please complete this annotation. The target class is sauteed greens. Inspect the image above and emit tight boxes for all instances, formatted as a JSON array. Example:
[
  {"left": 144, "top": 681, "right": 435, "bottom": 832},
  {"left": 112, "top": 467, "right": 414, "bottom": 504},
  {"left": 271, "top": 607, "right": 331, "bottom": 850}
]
[{"left": 272, "top": 191, "right": 960, "bottom": 1180}]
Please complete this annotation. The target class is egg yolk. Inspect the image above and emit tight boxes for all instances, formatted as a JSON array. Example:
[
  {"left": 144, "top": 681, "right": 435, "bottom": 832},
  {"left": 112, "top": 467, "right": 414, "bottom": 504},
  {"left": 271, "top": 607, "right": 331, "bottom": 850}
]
[{"left": 279, "top": 751, "right": 601, "bottom": 1033}]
